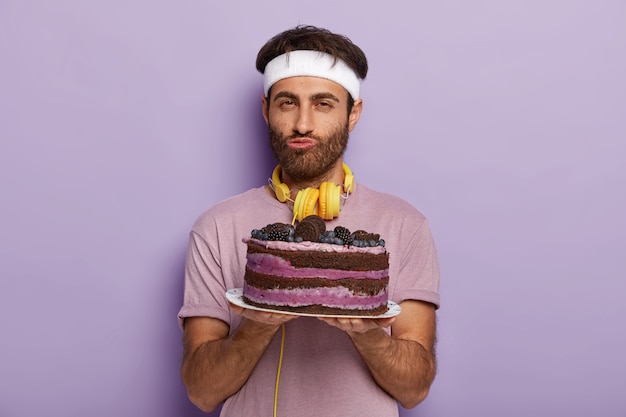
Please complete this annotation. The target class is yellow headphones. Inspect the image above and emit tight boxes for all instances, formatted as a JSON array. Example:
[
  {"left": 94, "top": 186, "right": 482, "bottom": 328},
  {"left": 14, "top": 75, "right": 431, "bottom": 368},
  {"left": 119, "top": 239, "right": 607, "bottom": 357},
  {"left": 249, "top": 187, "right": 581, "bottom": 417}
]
[{"left": 271, "top": 163, "right": 354, "bottom": 222}]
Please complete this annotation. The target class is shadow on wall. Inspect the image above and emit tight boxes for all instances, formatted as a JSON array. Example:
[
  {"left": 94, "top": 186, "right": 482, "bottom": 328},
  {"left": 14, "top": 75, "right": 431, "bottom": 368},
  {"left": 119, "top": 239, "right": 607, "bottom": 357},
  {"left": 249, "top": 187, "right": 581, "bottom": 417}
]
[
  {"left": 169, "top": 80, "right": 272, "bottom": 416},
  {"left": 165, "top": 244, "right": 220, "bottom": 416},
  {"left": 236, "top": 80, "right": 279, "bottom": 190}
]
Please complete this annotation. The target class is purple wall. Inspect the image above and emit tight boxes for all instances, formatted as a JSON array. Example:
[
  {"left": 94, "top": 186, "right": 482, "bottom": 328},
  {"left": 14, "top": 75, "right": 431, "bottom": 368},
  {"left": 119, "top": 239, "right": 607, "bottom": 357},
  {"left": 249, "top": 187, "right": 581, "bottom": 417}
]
[{"left": 1, "top": 1, "right": 625, "bottom": 416}]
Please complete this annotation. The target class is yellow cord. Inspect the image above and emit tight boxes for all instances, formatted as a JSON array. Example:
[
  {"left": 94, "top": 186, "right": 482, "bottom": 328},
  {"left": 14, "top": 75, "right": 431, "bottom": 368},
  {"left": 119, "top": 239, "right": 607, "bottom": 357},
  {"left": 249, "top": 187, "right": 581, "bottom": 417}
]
[{"left": 273, "top": 323, "right": 286, "bottom": 417}]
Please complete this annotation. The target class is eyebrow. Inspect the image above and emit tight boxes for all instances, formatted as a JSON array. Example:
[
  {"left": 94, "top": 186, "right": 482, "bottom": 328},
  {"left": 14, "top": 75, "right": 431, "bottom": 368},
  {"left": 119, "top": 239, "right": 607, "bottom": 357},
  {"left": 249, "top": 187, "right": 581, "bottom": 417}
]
[
  {"left": 312, "top": 92, "right": 340, "bottom": 102},
  {"left": 272, "top": 91, "right": 298, "bottom": 102},
  {"left": 272, "top": 91, "right": 341, "bottom": 103}
]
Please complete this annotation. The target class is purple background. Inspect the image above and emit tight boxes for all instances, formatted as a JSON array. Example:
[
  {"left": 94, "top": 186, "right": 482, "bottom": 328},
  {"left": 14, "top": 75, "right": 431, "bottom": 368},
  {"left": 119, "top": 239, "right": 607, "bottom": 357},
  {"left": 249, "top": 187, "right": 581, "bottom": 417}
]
[{"left": 1, "top": 1, "right": 625, "bottom": 416}]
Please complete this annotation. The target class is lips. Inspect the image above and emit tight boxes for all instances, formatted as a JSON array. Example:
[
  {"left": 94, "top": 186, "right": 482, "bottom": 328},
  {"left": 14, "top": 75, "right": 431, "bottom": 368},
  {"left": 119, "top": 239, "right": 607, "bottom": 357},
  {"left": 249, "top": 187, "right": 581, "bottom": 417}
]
[{"left": 287, "top": 138, "right": 316, "bottom": 150}]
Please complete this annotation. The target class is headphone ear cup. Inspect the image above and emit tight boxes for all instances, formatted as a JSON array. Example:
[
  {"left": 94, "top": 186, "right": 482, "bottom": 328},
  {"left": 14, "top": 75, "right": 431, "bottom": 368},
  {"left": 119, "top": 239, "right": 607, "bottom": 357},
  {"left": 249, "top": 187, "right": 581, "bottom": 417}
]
[
  {"left": 318, "top": 182, "right": 341, "bottom": 220},
  {"left": 292, "top": 189, "right": 304, "bottom": 221},
  {"left": 318, "top": 182, "right": 329, "bottom": 220},
  {"left": 272, "top": 165, "right": 290, "bottom": 202},
  {"left": 327, "top": 183, "right": 341, "bottom": 219},
  {"left": 293, "top": 188, "right": 319, "bottom": 222},
  {"left": 304, "top": 188, "right": 320, "bottom": 219}
]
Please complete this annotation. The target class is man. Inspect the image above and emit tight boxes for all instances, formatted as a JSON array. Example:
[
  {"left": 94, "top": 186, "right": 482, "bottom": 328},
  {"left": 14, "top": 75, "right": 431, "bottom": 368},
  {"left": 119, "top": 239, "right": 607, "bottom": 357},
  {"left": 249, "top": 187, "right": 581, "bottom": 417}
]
[{"left": 178, "top": 25, "right": 440, "bottom": 416}]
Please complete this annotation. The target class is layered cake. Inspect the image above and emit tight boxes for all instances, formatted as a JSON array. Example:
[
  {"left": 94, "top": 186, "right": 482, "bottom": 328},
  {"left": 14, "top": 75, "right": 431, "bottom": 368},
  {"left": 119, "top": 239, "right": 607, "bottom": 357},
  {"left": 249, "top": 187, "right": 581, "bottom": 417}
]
[{"left": 242, "top": 215, "right": 390, "bottom": 316}]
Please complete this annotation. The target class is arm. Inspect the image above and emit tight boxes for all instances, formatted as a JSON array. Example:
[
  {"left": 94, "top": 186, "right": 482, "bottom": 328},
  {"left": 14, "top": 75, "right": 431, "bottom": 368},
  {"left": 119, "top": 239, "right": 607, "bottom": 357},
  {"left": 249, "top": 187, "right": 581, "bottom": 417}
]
[
  {"left": 181, "top": 308, "right": 296, "bottom": 412},
  {"left": 318, "top": 299, "right": 437, "bottom": 409}
]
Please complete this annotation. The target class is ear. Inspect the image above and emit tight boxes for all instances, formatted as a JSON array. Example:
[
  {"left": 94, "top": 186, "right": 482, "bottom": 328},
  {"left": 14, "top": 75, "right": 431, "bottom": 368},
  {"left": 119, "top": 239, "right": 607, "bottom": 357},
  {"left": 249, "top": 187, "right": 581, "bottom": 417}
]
[
  {"left": 348, "top": 98, "right": 363, "bottom": 132},
  {"left": 261, "top": 94, "right": 269, "bottom": 124}
]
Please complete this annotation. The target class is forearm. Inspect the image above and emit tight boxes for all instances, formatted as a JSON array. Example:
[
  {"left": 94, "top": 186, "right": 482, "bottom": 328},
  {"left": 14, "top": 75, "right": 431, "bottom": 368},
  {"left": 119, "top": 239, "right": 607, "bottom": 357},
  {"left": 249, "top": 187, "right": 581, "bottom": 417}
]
[
  {"left": 182, "top": 319, "right": 280, "bottom": 412},
  {"left": 349, "top": 328, "right": 436, "bottom": 409}
]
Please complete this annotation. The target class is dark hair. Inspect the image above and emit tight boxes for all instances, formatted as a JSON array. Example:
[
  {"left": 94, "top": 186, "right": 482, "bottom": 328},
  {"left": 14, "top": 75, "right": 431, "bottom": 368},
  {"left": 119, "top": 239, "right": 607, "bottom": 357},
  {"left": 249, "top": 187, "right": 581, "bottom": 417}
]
[{"left": 256, "top": 25, "right": 368, "bottom": 79}]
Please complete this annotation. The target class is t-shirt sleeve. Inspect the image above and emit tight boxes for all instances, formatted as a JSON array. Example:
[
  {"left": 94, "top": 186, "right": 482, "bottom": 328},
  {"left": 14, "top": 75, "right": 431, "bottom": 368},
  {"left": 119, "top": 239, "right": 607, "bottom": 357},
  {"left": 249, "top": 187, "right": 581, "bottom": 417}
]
[
  {"left": 391, "top": 218, "right": 441, "bottom": 308},
  {"left": 177, "top": 230, "right": 232, "bottom": 329}
]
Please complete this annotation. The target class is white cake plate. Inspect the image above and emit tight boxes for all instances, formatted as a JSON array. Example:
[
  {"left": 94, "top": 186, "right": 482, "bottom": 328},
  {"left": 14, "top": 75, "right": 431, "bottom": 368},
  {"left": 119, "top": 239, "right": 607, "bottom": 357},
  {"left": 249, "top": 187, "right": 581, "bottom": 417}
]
[{"left": 225, "top": 288, "right": 401, "bottom": 319}]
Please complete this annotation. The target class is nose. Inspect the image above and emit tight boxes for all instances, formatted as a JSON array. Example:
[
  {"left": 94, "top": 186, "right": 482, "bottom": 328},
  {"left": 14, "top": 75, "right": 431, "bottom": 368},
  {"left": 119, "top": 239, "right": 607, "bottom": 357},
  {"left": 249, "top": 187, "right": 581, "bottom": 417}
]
[{"left": 294, "top": 107, "right": 314, "bottom": 135}]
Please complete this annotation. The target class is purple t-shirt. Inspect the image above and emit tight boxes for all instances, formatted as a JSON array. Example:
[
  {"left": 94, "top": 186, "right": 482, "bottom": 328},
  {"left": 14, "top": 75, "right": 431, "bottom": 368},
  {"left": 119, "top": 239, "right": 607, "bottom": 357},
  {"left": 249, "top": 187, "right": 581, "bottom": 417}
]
[{"left": 178, "top": 183, "right": 440, "bottom": 417}]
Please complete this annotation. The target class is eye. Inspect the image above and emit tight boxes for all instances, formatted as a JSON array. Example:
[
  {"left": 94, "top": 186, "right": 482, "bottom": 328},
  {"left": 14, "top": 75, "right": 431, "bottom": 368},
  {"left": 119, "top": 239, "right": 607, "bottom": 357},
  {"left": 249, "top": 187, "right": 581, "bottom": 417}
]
[
  {"left": 279, "top": 99, "right": 296, "bottom": 109},
  {"left": 316, "top": 101, "right": 334, "bottom": 111}
]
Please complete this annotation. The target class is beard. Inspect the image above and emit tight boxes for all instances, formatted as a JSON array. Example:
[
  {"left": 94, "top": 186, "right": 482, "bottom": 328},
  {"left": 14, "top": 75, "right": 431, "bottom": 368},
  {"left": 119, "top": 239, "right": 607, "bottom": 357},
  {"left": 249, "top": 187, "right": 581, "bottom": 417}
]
[{"left": 268, "top": 122, "right": 350, "bottom": 184}]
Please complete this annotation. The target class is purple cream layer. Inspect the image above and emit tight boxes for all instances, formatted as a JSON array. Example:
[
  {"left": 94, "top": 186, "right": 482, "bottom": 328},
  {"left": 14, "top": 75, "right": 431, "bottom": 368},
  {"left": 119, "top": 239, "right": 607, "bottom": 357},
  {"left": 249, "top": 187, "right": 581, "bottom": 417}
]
[
  {"left": 243, "top": 283, "right": 388, "bottom": 309},
  {"left": 246, "top": 252, "right": 388, "bottom": 279}
]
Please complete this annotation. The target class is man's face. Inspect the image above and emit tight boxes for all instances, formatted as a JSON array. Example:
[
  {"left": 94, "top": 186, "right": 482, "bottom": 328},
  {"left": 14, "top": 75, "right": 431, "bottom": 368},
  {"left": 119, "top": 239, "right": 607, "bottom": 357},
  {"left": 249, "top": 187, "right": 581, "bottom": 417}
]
[{"left": 262, "top": 76, "right": 362, "bottom": 183}]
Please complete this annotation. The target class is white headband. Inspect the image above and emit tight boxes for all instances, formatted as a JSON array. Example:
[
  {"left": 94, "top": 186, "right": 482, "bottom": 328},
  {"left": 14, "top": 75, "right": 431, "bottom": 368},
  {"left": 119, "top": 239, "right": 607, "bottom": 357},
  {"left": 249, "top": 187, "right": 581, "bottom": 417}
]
[{"left": 263, "top": 50, "right": 361, "bottom": 99}]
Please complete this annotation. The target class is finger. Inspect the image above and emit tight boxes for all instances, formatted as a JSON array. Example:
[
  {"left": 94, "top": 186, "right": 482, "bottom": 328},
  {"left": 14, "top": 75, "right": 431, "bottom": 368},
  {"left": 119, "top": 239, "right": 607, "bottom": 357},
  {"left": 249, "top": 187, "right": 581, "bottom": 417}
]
[
  {"left": 229, "top": 302, "right": 245, "bottom": 315},
  {"left": 375, "top": 317, "right": 396, "bottom": 328}
]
